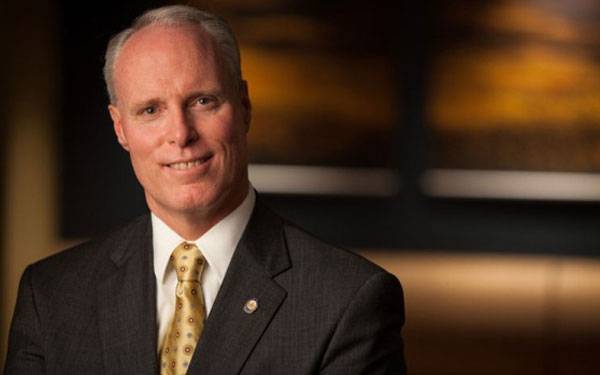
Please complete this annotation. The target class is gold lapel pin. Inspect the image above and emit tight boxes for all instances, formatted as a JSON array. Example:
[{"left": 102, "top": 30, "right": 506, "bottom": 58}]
[{"left": 243, "top": 298, "right": 259, "bottom": 314}]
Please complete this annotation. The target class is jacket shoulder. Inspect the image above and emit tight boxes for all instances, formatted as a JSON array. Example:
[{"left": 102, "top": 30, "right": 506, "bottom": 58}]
[
  {"left": 282, "top": 221, "right": 388, "bottom": 277},
  {"left": 25, "top": 215, "right": 150, "bottom": 290}
]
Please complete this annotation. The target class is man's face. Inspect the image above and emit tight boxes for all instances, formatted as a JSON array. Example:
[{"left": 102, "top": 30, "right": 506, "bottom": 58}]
[{"left": 109, "top": 24, "right": 251, "bottom": 228}]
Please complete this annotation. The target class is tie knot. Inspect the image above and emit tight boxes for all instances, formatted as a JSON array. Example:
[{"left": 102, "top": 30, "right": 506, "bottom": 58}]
[{"left": 170, "top": 242, "right": 205, "bottom": 281}]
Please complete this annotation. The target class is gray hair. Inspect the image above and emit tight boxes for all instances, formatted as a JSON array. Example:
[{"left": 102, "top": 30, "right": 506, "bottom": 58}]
[{"left": 103, "top": 5, "right": 242, "bottom": 104}]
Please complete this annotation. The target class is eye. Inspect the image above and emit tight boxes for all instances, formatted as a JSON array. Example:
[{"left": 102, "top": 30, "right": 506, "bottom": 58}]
[
  {"left": 197, "top": 97, "right": 211, "bottom": 105},
  {"left": 192, "top": 96, "right": 218, "bottom": 109},
  {"left": 137, "top": 106, "right": 158, "bottom": 116}
]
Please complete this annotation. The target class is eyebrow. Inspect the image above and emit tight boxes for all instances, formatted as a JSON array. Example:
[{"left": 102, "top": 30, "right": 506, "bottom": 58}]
[{"left": 185, "top": 89, "right": 225, "bottom": 100}]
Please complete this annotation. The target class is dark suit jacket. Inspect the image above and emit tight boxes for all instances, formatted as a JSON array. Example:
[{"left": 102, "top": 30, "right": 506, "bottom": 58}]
[{"left": 5, "top": 202, "right": 406, "bottom": 374}]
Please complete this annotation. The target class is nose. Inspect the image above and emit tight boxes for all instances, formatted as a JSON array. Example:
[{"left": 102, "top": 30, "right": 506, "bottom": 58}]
[{"left": 167, "top": 107, "right": 198, "bottom": 147}]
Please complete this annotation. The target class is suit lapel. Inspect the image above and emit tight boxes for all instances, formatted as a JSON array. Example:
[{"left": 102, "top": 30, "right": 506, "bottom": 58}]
[
  {"left": 189, "top": 202, "right": 291, "bottom": 374},
  {"left": 97, "top": 216, "right": 158, "bottom": 374}
]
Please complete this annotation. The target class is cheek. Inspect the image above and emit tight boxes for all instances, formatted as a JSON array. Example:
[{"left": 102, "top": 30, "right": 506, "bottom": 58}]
[
  {"left": 123, "top": 126, "right": 161, "bottom": 156},
  {"left": 209, "top": 112, "right": 248, "bottom": 150},
  {"left": 222, "top": 128, "right": 248, "bottom": 160},
  {"left": 122, "top": 126, "right": 163, "bottom": 177},
  {"left": 210, "top": 124, "right": 248, "bottom": 175}
]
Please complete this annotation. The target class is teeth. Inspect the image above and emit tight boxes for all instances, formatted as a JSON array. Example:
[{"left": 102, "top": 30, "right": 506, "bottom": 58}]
[{"left": 169, "top": 159, "right": 204, "bottom": 170}]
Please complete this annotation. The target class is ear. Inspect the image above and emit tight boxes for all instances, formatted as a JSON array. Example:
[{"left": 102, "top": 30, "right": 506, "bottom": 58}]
[
  {"left": 108, "top": 104, "right": 130, "bottom": 151},
  {"left": 239, "top": 80, "right": 252, "bottom": 133}
]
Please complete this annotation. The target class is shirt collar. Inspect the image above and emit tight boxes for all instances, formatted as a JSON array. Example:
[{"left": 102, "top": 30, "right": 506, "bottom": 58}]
[{"left": 152, "top": 186, "right": 256, "bottom": 285}]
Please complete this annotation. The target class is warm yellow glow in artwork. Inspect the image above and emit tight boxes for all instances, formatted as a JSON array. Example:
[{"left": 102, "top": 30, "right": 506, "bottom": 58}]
[
  {"left": 481, "top": 1, "right": 599, "bottom": 46},
  {"left": 429, "top": 45, "right": 600, "bottom": 130},
  {"left": 243, "top": 47, "right": 397, "bottom": 126},
  {"left": 429, "top": 0, "right": 600, "bottom": 171},
  {"left": 241, "top": 45, "right": 398, "bottom": 165}
]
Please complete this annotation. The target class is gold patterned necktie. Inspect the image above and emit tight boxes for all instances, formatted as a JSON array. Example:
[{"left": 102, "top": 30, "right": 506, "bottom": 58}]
[{"left": 160, "top": 242, "right": 206, "bottom": 374}]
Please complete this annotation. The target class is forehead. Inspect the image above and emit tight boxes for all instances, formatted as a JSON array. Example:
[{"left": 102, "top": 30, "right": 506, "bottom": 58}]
[
  {"left": 113, "top": 24, "right": 223, "bottom": 97},
  {"left": 121, "top": 23, "right": 216, "bottom": 60}
]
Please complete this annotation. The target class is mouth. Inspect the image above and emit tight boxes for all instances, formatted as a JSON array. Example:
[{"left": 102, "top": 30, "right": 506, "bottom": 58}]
[{"left": 166, "top": 154, "right": 213, "bottom": 170}]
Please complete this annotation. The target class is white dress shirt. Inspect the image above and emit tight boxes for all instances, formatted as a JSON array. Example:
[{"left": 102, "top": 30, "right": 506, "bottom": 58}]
[{"left": 152, "top": 187, "right": 256, "bottom": 350}]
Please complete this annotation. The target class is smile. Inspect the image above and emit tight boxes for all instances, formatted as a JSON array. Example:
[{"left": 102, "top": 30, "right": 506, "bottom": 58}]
[{"left": 167, "top": 155, "right": 212, "bottom": 170}]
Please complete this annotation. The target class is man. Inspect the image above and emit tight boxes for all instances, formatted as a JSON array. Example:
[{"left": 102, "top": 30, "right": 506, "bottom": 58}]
[{"left": 5, "top": 5, "right": 405, "bottom": 374}]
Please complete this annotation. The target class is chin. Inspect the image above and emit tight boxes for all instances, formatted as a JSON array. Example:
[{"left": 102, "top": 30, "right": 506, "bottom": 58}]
[
  {"left": 175, "top": 185, "right": 235, "bottom": 215},
  {"left": 173, "top": 193, "right": 220, "bottom": 215}
]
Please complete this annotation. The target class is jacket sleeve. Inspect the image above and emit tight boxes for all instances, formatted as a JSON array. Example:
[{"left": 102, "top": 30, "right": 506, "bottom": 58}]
[
  {"left": 4, "top": 265, "right": 46, "bottom": 374},
  {"left": 319, "top": 271, "right": 407, "bottom": 374}
]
